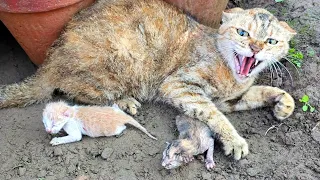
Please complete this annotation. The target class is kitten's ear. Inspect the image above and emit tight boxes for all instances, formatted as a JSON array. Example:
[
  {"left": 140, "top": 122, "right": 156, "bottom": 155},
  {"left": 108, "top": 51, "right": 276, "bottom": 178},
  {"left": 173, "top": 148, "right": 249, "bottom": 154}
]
[
  {"left": 225, "top": 7, "right": 244, "bottom": 13},
  {"left": 222, "top": 8, "right": 244, "bottom": 23},
  {"left": 63, "top": 109, "right": 72, "bottom": 117},
  {"left": 279, "top": 21, "right": 297, "bottom": 37}
]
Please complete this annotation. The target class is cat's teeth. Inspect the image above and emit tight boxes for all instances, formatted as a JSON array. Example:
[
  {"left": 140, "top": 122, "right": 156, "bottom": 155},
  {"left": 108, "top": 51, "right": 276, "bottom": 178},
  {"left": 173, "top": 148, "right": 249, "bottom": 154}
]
[
  {"left": 255, "top": 60, "right": 259, "bottom": 66},
  {"left": 240, "top": 55, "right": 246, "bottom": 63}
]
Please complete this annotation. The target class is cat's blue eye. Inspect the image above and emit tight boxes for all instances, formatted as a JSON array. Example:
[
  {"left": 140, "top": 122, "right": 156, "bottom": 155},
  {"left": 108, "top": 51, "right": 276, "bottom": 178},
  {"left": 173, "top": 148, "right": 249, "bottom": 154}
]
[
  {"left": 267, "top": 38, "right": 278, "bottom": 45},
  {"left": 237, "top": 29, "right": 249, "bottom": 37}
]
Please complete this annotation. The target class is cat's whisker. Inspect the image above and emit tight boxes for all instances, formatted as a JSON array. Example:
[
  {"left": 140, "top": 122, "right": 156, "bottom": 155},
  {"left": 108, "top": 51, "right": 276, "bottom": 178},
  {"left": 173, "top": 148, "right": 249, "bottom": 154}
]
[
  {"left": 274, "top": 60, "right": 294, "bottom": 86},
  {"left": 267, "top": 64, "right": 274, "bottom": 86},
  {"left": 271, "top": 59, "right": 284, "bottom": 86},
  {"left": 270, "top": 62, "right": 280, "bottom": 83},
  {"left": 273, "top": 60, "right": 284, "bottom": 78},
  {"left": 282, "top": 57, "right": 301, "bottom": 76}
]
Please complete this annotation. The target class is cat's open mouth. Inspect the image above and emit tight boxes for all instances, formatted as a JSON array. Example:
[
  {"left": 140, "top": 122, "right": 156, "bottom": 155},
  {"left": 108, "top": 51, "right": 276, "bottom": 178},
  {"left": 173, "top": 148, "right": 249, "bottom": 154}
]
[{"left": 234, "top": 55, "right": 261, "bottom": 77}]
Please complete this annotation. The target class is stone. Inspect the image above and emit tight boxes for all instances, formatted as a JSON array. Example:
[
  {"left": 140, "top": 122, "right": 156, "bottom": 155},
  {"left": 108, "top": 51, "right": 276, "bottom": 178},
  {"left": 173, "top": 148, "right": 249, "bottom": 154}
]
[
  {"left": 53, "top": 147, "right": 63, "bottom": 156},
  {"left": 247, "top": 167, "right": 260, "bottom": 176},
  {"left": 101, "top": 148, "right": 114, "bottom": 160},
  {"left": 18, "top": 167, "right": 26, "bottom": 176},
  {"left": 311, "top": 122, "right": 320, "bottom": 144},
  {"left": 285, "top": 131, "right": 303, "bottom": 145}
]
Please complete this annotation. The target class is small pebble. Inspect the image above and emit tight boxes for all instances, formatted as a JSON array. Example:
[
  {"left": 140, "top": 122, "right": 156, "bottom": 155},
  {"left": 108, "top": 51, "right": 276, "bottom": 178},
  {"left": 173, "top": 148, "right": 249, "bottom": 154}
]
[
  {"left": 247, "top": 167, "right": 259, "bottom": 176},
  {"left": 18, "top": 167, "right": 26, "bottom": 176},
  {"left": 54, "top": 148, "right": 63, "bottom": 156},
  {"left": 101, "top": 148, "right": 114, "bottom": 160},
  {"left": 311, "top": 122, "right": 320, "bottom": 144}
]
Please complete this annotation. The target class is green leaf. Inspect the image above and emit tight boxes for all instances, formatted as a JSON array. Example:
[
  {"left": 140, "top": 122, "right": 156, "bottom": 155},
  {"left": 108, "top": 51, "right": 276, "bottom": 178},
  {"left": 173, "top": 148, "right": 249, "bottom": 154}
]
[
  {"left": 275, "top": 0, "right": 284, "bottom": 2},
  {"left": 300, "top": 95, "right": 309, "bottom": 103},
  {"left": 310, "top": 106, "right": 315, "bottom": 112},
  {"left": 289, "top": 48, "right": 295, "bottom": 53},
  {"left": 302, "top": 105, "right": 308, "bottom": 111},
  {"left": 297, "top": 52, "right": 304, "bottom": 59}
]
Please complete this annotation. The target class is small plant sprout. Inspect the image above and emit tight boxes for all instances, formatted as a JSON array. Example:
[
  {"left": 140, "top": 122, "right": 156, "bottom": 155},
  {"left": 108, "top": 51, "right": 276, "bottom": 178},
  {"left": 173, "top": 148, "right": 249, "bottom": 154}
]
[
  {"left": 307, "top": 47, "right": 316, "bottom": 57},
  {"left": 287, "top": 48, "right": 304, "bottom": 68},
  {"left": 299, "top": 95, "right": 315, "bottom": 112}
]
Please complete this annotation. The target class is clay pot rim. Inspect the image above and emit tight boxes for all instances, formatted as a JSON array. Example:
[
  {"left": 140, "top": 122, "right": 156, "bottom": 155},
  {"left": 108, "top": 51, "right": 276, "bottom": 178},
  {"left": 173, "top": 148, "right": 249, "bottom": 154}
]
[{"left": 0, "top": 0, "right": 85, "bottom": 13}]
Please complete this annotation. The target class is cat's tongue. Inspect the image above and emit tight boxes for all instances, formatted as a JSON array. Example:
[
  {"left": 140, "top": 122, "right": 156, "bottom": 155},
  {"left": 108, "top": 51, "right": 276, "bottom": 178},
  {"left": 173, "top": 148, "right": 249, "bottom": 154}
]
[{"left": 240, "top": 57, "right": 255, "bottom": 76}]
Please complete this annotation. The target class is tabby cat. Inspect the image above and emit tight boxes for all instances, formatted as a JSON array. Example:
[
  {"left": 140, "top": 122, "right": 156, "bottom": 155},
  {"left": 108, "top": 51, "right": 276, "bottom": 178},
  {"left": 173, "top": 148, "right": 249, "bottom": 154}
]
[{"left": 0, "top": 0, "right": 296, "bottom": 160}]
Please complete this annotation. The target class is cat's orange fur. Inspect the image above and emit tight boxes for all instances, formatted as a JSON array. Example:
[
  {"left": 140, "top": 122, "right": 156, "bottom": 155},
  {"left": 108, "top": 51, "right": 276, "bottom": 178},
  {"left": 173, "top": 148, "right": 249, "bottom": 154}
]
[
  {"left": 43, "top": 101, "right": 156, "bottom": 146},
  {"left": 1, "top": 0, "right": 296, "bottom": 159}
]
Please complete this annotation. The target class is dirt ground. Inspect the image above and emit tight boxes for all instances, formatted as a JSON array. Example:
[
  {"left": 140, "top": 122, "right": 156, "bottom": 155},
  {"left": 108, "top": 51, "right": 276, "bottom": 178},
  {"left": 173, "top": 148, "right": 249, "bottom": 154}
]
[{"left": 0, "top": 0, "right": 319, "bottom": 179}]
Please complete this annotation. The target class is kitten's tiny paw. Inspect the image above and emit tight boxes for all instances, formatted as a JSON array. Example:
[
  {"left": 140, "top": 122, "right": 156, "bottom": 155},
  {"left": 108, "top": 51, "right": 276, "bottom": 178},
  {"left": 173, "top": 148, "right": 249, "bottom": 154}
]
[
  {"left": 116, "top": 97, "right": 141, "bottom": 115},
  {"left": 50, "top": 137, "right": 63, "bottom": 146},
  {"left": 273, "top": 93, "right": 295, "bottom": 120},
  {"left": 222, "top": 133, "right": 248, "bottom": 160},
  {"left": 183, "top": 155, "right": 194, "bottom": 163},
  {"left": 205, "top": 159, "right": 216, "bottom": 170}
]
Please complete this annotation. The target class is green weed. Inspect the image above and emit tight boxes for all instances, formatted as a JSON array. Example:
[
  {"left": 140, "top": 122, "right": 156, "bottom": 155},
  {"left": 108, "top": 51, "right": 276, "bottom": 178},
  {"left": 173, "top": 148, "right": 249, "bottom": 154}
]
[
  {"left": 299, "top": 95, "right": 315, "bottom": 112},
  {"left": 287, "top": 48, "right": 303, "bottom": 68},
  {"left": 306, "top": 47, "right": 316, "bottom": 57}
]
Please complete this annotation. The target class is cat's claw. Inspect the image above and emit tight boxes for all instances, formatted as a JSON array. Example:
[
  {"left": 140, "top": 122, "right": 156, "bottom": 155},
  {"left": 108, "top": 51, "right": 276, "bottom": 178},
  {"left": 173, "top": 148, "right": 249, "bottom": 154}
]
[
  {"left": 183, "top": 155, "right": 194, "bottom": 163},
  {"left": 205, "top": 159, "right": 216, "bottom": 170},
  {"left": 222, "top": 133, "right": 248, "bottom": 160},
  {"left": 273, "top": 93, "right": 295, "bottom": 120},
  {"left": 116, "top": 97, "right": 141, "bottom": 115}
]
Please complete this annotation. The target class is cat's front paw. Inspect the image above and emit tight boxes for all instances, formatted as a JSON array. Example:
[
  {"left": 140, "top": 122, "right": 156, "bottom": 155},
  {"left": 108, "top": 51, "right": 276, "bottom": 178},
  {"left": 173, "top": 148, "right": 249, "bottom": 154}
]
[
  {"left": 116, "top": 97, "right": 141, "bottom": 115},
  {"left": 50, "top": 137, "right": 64, "bottom": 146},
  {"left": 205, "top": 159, "right": 216, "bottom": 170},
  {"left": 221, "top": 133, "right": 248, "bottom": 160},
  {"left": 273, "top": 93, "right": 295, "bottom": 120}
]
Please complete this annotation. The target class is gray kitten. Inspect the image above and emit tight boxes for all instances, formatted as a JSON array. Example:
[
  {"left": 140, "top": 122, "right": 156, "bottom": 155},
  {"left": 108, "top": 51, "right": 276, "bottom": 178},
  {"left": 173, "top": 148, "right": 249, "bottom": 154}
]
[{"left": 162, "top": 115, "right": 216, "bottom": 170}]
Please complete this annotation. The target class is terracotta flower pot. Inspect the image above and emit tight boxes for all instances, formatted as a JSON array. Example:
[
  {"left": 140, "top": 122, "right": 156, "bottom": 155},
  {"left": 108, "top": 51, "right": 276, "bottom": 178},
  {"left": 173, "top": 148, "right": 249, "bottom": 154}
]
[
  {"left": 0, "top": 0, "right": 95, "bottom": 65},
  {"left": 163, "top": 0, "right": 228, "bottom": 28}
]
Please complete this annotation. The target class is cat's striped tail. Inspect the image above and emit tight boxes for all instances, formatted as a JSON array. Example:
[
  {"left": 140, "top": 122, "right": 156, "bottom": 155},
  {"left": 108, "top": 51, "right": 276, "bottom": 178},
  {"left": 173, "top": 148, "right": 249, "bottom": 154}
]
[{"left": 0, "top": 73, "right": 54, "bottom": 109}]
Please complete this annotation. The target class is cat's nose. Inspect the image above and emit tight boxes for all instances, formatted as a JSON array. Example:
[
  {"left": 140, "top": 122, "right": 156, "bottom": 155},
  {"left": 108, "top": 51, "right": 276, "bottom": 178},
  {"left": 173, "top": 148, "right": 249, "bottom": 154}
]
[
  {"left": 249, "top": 43, "right": 262, "bottom": 54},
  {"left": 46, "top": 129, "right": 52, "bottom": 133}
]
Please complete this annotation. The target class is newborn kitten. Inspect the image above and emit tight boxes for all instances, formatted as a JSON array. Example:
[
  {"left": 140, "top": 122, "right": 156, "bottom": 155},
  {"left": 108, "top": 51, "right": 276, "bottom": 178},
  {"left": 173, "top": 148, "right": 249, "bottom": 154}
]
[
  {"left": 43, "top": 101, "right": 157, "bottom": 146},
  {"left": 162, "top": 115, "right": 215, "bottom": 170}
]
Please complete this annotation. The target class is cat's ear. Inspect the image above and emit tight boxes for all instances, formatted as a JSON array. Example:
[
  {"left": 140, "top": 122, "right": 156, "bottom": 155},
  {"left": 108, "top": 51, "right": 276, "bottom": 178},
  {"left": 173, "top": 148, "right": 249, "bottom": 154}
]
[
  {"left": 279, "top": 21, "right": 297, "bottom": 38},
  {"left": 62, "top": 108, "right": 72, "bottom": 117},
  {"left": 222, "top": 8, "right": 244, "bottom": 23}
]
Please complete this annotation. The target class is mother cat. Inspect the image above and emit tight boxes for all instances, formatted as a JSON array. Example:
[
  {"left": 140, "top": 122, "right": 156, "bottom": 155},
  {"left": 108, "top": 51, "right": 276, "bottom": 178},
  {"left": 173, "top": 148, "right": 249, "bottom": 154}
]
[{"left": 0, "top": 0, "right": 296, "bottom": 160}]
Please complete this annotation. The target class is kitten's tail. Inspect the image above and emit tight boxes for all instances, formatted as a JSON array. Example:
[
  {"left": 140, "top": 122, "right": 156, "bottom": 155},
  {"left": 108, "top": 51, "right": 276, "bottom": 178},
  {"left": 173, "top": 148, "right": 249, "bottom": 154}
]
[
  {"left": 126, "top": 118, "right": 157, "bottom": 140},
  {"left": 0, "top": 71, "right": 54, "bottom": 109}
]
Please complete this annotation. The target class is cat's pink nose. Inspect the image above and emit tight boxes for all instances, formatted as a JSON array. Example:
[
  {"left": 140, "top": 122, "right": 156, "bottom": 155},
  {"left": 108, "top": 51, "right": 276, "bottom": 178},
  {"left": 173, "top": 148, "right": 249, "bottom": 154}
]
[
  {"left": 249, "top": 43, "right": 262, "bottom": 54},
  {"left": 46, "top": 129, "right": 52, "bottom": 133}
]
